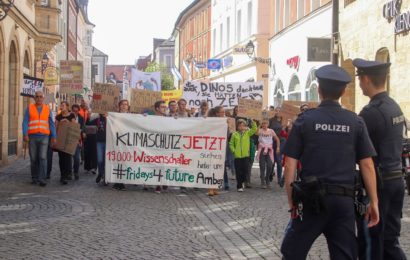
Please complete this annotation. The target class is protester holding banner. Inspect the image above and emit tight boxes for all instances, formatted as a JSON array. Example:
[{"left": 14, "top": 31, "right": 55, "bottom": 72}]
[
  {"left": 112, "top": 100, "right": 129, "bottom": 191},
  {"left": 152, "top": 100, "right": 168, "bottom": 193},
  {"left": 168, "top": 100, "right": 178, "bottom": 117},
  {"left": 23, "top": 90, "right": 57, "bottom": 187},
  {"left": 88, "top": 113, "right": 108, "bottom": 185},
  {"left": 55, "top": 101, "right": 76, "bottom": 185},
  {"left": 229, "top": 119, "right": 257, "bottom": 192},
  {"left": 84, "top": 115, "right": 98, "bottom": 175},
  {"left": 195, "top": 101, "right": 209, "bottom": 118},
  {"left": 256, "top": 120, "right": 280, "bottom": 189}
]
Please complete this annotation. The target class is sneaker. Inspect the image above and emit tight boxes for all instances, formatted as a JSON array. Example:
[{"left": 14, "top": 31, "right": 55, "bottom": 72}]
[
  {"left": 237, "top": 188, "right": 244, "bottom": 192},
  {"left": 74, "top": 174, "right": 79, "bottom": 180},
  {"left": 39, "top": 181, "right": 47, "bottom": 187},
  {"left": 155, "top": 186, "right": 161, "bottom": 194},
  {"left": 60, "top": 179, "right": 68, "bottom": 185},
  {"left": 261, "top": 184, "right": 267, "bottom": 189},
  {"left": 266, "top": 183, "right": 272, "bottom": 189},
  {"left": 31, "top": 180, "right": 38, "bottom": 185},
  {"left": 118, "top": 184, "right": 126, "bottom": 191},
  {"left": 245, "top": 183, "right": 252, "bottom": 188},
  {"left": 95, "top": 175, "right": 102, "bottom": 183},
  {"left": 66, "top": 174, "right": 72, "bottom": 180}
]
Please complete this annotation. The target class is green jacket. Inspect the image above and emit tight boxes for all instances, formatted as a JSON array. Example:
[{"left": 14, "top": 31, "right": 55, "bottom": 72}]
[{"left": 229, "top": 121, "right": 257, "bottom": 159}]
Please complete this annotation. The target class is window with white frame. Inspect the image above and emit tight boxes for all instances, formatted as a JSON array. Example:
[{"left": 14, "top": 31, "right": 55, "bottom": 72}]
[
  {"left": 237, "top": 9, "right": 242, "bottom": 42},
  {"left": 164, "top": 55, "right": 172, "bottom": 68},
  {"left": 305, "top": 68, "right": 319, "bottom": 102},
  {"left": 273, "top": 79, "right": 285, "bottom": 107},
  {"left": 227, "top": 16, "right": 230, "bottom": 48},
  {"left": 213, "top": 28, "right": 216, "bottom": 56},
  {"left": 288, "top": 75, "right": 301, "bottom": 101},
  {"left": 220, "top": 23, "right": 223, "bottom": 53},
  {"left": 247, "top": 1, "right": 252, "bottom": 37}
]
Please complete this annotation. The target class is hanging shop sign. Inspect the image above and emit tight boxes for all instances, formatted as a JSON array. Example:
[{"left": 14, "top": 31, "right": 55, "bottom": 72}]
[
  {"left": 286, "top": 56, "right": 300, "bottom": 71},
  {"left": 383, "top": 0, "right": 410, "bottom": 34}
]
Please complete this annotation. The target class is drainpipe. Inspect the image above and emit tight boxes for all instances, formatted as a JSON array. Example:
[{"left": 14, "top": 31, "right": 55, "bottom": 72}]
[{"left": 332, "top": 0, "right": 339, "bottom": 65}]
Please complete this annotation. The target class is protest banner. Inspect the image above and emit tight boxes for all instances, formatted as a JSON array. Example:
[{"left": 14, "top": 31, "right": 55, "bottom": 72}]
[
  {"left": 162, "top": 89, "right": 183, "bottom": 104},
  {"left": 130, "top": 89, "right": 162, "bottom": 113},
  {"left": 91, "top": 83, "right": 120, "bottom": 114},
  {"left": 182, "top": 81, "right": 263, "bottom": 108},
  {"left": 130, "top": 68, "right": 161, "bottom": 91},
  {"left": 105, "top": 113, "right": 227, "bottom": 188},
  {"left": 21, "top": 75, "right": 43, "bottom": 97},
  {"left": 60, "top": 60, "right": 83, "bottom": 95},
  {"left": 54, "top": 121, "right": 81, "bottom": 155},
  {"left": 237, "top": 98, "right": 263, "bottom": 121}
]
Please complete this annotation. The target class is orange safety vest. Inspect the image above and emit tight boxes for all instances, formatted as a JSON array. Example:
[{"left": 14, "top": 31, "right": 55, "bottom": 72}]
[{"left": 28, "top": 104, "right": 51, "bottom": 135}]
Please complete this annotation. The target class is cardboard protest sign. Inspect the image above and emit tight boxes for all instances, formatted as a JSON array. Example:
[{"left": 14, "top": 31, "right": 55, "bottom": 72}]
[
  {"left": 21, "top": 75, "right": 43, "bottom": 97},
  {"left": 130, "top": 89, "right": 162, "bottom": 113},
  {"left": 183, "top": 81, "right": 263, "bottom": 108},
  {"left": 162, "top": 89, "right": 182, "bottom": 104},
  {"left": 237, "top": 98, "right": 263, "bottom": 121},
  {"left": 105, "top": 113, "right": 227, "bottom": 188},
  {"left": 54, "top": 121, "right": 81, "bottom": 155},
  {"left": 91, "top": 83, "right": 120, "bottom": 114},
  {"left": 277, "top": 101, "right": 319, "bottom": 126},
  {"left": 60, "top": 60, "right": 83, "bottom": 95}
]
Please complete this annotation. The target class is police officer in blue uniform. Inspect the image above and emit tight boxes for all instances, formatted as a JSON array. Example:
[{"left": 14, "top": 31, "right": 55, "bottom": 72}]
[
  {"left": 280, "top": 64, "right": 379, "bottom": 259},
  {"left": 353, "top": 58, "right": 407, "bottom": 260}
]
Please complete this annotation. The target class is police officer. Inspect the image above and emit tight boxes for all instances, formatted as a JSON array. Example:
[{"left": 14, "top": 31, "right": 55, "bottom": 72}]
[
  {"left": 280, "top": 64, "right": 379, "bottom": 259},
  {"left": 353, "top": 58, "right": 407, "bottom": 260}
]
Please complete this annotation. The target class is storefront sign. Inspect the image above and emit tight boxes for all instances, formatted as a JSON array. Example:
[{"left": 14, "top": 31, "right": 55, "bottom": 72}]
[
  {"left": 383, "top": 0, "right": 410, "bottom": 34},
  {"left": 207, "top": 59, "right": 222, "bottom": 70},
  {"left": 44, "top": 67, "right": 59, "bottom": 86},
  {"left": 286, "top": 56, "right": 300, "bottom": 71},
  {"left": 233, "top": 46, "right": 248, "bottom": 54},
  {"left": 307, "top": 38, "right": 331, "bottom": 62}
]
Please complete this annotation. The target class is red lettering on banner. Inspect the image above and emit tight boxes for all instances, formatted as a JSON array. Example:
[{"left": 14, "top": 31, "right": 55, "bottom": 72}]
[{"left": 182, "top": 136, "right": 226, "bottom": 150}]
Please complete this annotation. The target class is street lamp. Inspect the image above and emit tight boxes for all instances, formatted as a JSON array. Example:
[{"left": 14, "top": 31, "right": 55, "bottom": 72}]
[
  {"left": 41, "top": 53, "right": 49, "bottom": 74},
  {"left": 245, "top": 40, "right": 255, "bottom": 59},
  {"left": 0, "top": 0, "right": 14, "bottom": 21}
]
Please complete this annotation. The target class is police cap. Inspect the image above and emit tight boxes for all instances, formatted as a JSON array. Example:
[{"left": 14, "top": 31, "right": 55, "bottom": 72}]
[
  {"left": 315, "top": 64, "right": 351, "bottom": 89},
  {"left": 352, "top": 58, "right": 391, "bottom": 76}
]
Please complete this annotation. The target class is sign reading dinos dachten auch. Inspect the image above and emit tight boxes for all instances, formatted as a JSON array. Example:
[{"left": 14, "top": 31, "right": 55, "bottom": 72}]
[
  {"left": 183, "top": 81, "right": 263, "bottom": 108},
  {"left": 105, "top": 113, "right": 227, "bottom": 188}
]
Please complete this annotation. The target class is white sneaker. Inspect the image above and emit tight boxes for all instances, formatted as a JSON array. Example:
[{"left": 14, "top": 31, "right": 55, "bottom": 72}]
[{"left": 237, "top": 188, "right": 244, "bottom": 192}]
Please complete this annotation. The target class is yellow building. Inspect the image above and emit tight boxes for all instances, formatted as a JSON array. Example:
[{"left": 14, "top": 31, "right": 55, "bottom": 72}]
[
  {"left": 0, "top": 0, "right": 61, "bottom": 165},
  {"left": 339, "top": 0, "right": 410, "bottom": 117}
]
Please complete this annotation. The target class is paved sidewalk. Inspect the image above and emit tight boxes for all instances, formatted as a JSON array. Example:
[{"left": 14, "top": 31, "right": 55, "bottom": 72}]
[{"left": 0, "top": 157, "right": 409, "bottom": 259}]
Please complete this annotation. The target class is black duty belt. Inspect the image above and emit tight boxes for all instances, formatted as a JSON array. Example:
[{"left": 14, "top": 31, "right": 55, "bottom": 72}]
[
  {"left": 322, "top": 184, "right": 355, "bottom": 198},
  {"left": 381, "top": 170, "right": 403, "bottom": 181}
]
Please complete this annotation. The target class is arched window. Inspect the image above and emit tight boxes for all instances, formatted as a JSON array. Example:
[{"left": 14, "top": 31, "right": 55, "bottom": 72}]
[
  {"left": 273, "top": 79, "right": 284, "bottom": 107},
  {"left": 375, "top": 47, "right": 390, "bottom": 94},
  {"left": 8, "top": 42, "right": 18, "bottom": 155},
  {"left": 288, "top": 74, "right": 301, "bottom": 101},
  {"left": 305, "top": 68, "right": 319, "bottom": 102}
]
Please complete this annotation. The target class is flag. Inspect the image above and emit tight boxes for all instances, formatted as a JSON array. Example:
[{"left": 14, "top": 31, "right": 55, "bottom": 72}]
[
  {"left": 192, "top": 60, "right": 200, "bottom": 72},
  {"left": 171, "top": 67, "right": 183, "bottom": 81},
  {"left": 183, "top": 60, "right": 191, "bottom": 76}
]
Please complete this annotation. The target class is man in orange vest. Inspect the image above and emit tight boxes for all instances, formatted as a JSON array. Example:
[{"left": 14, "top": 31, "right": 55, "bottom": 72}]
[{"left": 23, "top": 90, "right": 56, "bottom": 187}]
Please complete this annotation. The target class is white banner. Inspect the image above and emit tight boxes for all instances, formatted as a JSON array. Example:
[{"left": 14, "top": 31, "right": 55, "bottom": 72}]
[
  {"left": 105, "top": 113, "right": 227, "bottom": 188},
  {"left": 130, "top": 68, "right": 161, "bottom": 91},
  {"left": 21, "top": 75, "right": 44, "bottom": 97},
  {"left": 183, "top": 81, "right": 263, "bottom": 108}
]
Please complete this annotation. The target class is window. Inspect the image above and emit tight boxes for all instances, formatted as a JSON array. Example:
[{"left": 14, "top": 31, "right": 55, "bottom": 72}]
[
  {"left": 288, "top": 75, "right": 301, "bottom": 101},
  {"left": 297, "top": 0, "right": 305, "bottom": 19},
  {"left": 305, "top": 69, "right": 319, "bottom": 102},
  {"left": 273, "top": 79, "right": 285, "bottom": 107},
  {"left": 247, "top": 1, "right": 252, "bottom": 37},
  {"left": 344, "top": 0, "right": 356, "bottom": 7},
  {"left": 226, "top": 17, "right": 230, "bottom": 48},
  {"left": 219, "top": 23, "right": 223, "bottom": 53},
  {"left": 311, "top": 0, "right": 320, "bottom": 11},
  {"left": 164, "top": 55, "right": 172, "bottom": 68},
  {"left": 275, "top": 0, "right": 281, "bottom": 33},
  {"left": 237, "top": 9, "right": 242, "bottom": 42},
  {"left": 284, "top": 0, "right": 290, "bottom": 27}
]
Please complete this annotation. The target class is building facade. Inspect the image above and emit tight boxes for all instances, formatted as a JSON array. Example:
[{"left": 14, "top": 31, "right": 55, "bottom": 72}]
[
  {"left": 91, "top": 47, "right": 108, "bottom": 84},
  {"left": 268, "top": 0, "right": 332, "bottom": 107},
  {"left": 175, "top": 0, "right": 212, "bottom": 83},
  {"left": 209, "top": 0, "right": 273, "bottom": 106},
  {"left": 339, "top": 0, "right": 410, "bottom": 116},
  {"left": 0, "top": 0, "right": 62, "bottom": 165}
]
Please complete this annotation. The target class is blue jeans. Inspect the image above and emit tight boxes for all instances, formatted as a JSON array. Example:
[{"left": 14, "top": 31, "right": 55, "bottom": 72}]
[
  {"left": 96, "top": 142, "right": 106, "bottom": 178},
  {"left": 29, "top": 136, "right": 49, "bottom": 182},
  {"left": 73, "top": 144, "right": 81, "bottom": 174},
  {"left": 274, "top": 139, "right": 285, "bottom": 184}
]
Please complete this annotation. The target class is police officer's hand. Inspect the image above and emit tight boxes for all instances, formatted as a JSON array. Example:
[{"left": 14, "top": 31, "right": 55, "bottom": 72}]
[{"left": 365, "top": 201, "right": 379, "bottom": 228}]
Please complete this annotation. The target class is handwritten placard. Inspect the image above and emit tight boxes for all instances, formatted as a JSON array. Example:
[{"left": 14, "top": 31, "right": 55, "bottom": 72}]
[
  {"left": 54, "top": 121, "right": 81, "bottom": 155},
  {"left": 60, "top": 60, "right": 83, "bottom": 95},
  {"left": 21, "top": 75, "right": 43, "bottom": 97},
  {"left": 91, "top": 83, "right": 120, "bottom": 113},
  {"left": 183, "top": 81, "right": 263, "bottom": 108},
  {"left": 162, "top": 89, "right": 183, "bottom": 104},
  {"left": 237, "top": 98, "right": 263, "bottom": 121},
  {"left": 130, "top": 89, "right": 162, "bottom": 113},
  {"left": 105, "top": 113, "right": 227, "bottom": 188}
]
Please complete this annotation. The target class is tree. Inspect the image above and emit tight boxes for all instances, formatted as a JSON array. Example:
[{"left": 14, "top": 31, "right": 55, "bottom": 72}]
[{"left": 144, "top": 62, "right": 175, "bottom": 90}]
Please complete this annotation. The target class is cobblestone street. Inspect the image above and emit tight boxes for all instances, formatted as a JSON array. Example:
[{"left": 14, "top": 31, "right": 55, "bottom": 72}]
[{"left": 0, "top": 158, "right": 409, "bottom": 259}]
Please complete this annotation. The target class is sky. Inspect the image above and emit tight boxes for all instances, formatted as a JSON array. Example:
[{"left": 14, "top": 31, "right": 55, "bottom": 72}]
[{"left": 88, "top": 0, "right": 194, "bottom": 65}]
